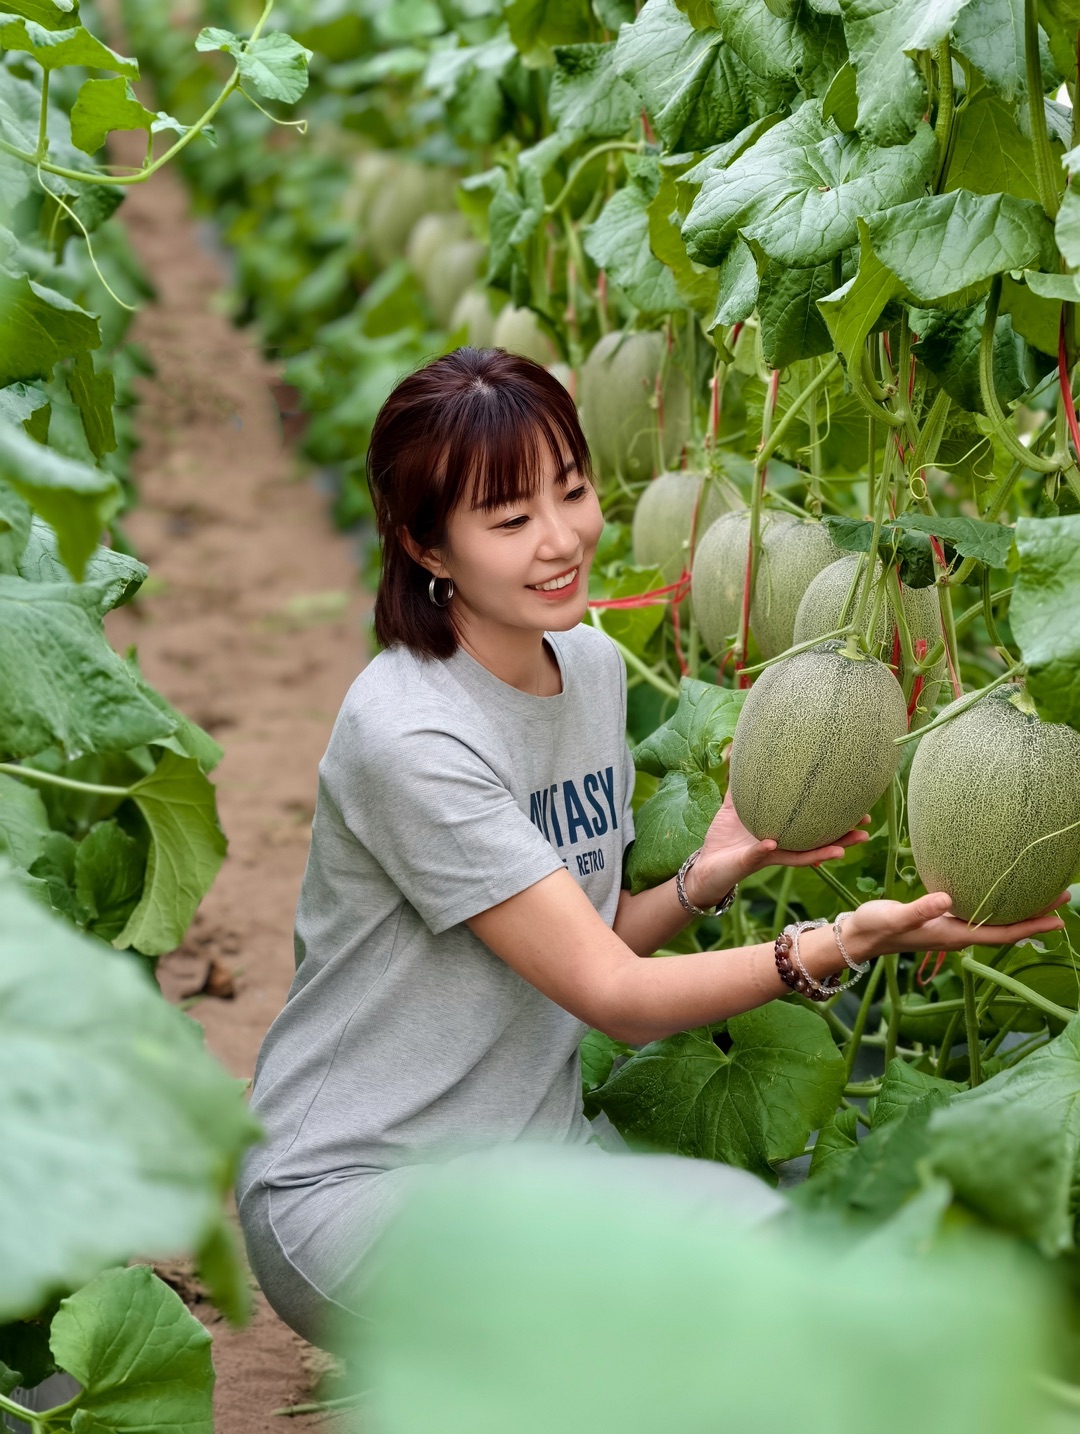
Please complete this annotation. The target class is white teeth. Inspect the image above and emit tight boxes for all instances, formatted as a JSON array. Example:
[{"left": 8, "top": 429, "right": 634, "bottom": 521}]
[{"left": 531, "top": 568, "right": 577, "bottom": 592}]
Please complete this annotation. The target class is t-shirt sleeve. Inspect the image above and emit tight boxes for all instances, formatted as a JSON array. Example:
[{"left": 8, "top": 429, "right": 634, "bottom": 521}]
[{"left": 327, "top": 711, "right": 565, "bottom": 936}]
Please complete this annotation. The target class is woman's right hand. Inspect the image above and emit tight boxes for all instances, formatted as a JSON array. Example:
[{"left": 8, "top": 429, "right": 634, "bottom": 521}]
[{"left": 843, "top": 890, "right": 1071, "bottom": 962}]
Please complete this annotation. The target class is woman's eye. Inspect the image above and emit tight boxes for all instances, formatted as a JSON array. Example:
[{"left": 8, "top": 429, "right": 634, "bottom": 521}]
[
  {"left": 501, "top": 515, "right": 528, "bottom": 529},
  {"left": 566, "top": 485, "right": 588, "bottom": 501}
]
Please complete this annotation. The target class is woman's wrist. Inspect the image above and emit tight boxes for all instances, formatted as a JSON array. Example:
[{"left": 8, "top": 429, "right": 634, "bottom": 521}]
[{"left": 682, "top": 851, "right": 738, "bottom": 913}]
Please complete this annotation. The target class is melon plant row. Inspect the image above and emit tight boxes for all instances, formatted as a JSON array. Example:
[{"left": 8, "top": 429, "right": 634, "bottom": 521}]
[
  {"left": 133, "top": 0, "right": 1080, "bottom": 1410},
  {"left": 0, "top": 5, "right": 311, "bottom": 1427}
]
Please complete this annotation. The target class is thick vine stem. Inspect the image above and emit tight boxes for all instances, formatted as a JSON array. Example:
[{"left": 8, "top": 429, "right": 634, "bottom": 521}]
[
  {"left": 961, "top": 960, "right": 983, "bottom": 1086},
  {"left": 1025, "top": 0, "right": 1060, "bottom": 219},
  {"left": 588, "top": 609, "right": 680, "bottom": 700},
  {"left": 933, "top": 37, "right": 954, "bottom": 189},
  {"left": 963, "top": 953, "right": 1074, "bottom": 1025},
  {"left": 894, "top": 662, "right": 1024, "bottom": 746},
  {"left": 544, "top": 140, "right": 641, "bottom": 216},
  {"left": 851, "top": 434, "right": 897, "bottom": 642},
  {"left": 844, "top": 960, "right": 886, "bottom": 1081},
  {"left": 737, "top": 625, "right": 855, "bottom": 677},
  {"left": 980, "top": 276, "right": 1059, "bottom": 473},
  {"left": 0, "top": 761, "right": 129, "bottom": 798},
  {"left": 849, "top": 346, "right": 905, "bottom": 430}
]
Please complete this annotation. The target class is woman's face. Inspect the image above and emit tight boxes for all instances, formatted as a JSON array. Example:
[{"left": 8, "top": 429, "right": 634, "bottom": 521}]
[{"left": 435, "top": 444, "right": 605, "bottom": 638}]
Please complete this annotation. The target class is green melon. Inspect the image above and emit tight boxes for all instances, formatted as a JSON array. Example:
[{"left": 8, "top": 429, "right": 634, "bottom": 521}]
[
  {"left": 631, "top": 472, "right": 734, "bottom": 585},
  {"left": 907, "top": 684, "right": 1080, "bottom": 924},
  {"left": 689, "top": 509, "right": 794, "bottom": 660},
  {"left": 547, "top": 362, "right": 574, "bottom": 392},
  {"left": 578, "top": 330, "right": 691, "bottom": 483},
  {"left": 492, "top": 306, "right": 558, "bottom": 365},
  {"left": 794, "top": 554, "right": 946, "bottom": 722},
  {"left": 367, "top": 165, "right": 457, "bottom": 267},
  {"left": 406, "top": 212, "right": 471, "bottom": 285},
  {"left": 749, "top": 519, "right": 843, "bottom": 660},
  {"left": 341, "top": 150, "right": 399, "bottom": 227},
  {"left": 449, "top": 287, "right": 497, "bottom": 347},
  {"left": 425, "top": 239, "right": 485, "bottom": 326},
  {"left": 729, "top": 640, "right": 908, "bottom": 850}
]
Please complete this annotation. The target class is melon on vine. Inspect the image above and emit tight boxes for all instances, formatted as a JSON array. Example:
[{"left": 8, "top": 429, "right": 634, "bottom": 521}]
[
  {"left": 450, "top": 287, "right": 497, "bottom": 348},
  {"left": 367, "top": 164, "right": 457, "bottom": 267},
  {"left": 631, "top": 472, "right": 734, "bottom": 585},
  {"left": 578, "top": 330, "right": 690, "bottom": 484},
  {"left": 907, "top": 684, "right": 1080, "bottom": 924},
  {"left": 424, "top": 239, "right": 485, "bottom": 326},
  {"left": 729, "top": 640, "right": 907, "bottom": 850},
  {"left": 492, "top": 306, "right": 558, "bottom": 365},
  {"left": 405, "top": 212, "right": 471, "bottom": 285}
]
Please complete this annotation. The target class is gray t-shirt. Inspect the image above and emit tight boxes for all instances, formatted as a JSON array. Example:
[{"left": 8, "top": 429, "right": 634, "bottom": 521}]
[{"left": 238, "top": 622, "right": 635, "bottom": 1202}]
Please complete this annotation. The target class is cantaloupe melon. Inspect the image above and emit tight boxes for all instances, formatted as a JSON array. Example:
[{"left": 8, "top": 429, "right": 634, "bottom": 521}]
[
  {"left": 690, "top": 509, "right": 795, "bottom": 660},
  {"left": 578, "top": 330, "right": 691, "bottom": 484},
  {"left": 341, "top": 150, "right": 399, "bottom": 227},
  {"left": 907, "top": 684, "right": 1080, "bottom": 924},
  {"left": 631, "top": 472, "right": 733, "bottom": 585},
  {"left": 547, "top": 362, "right": 574, "bottom": 393},
  {"left": 425, "top": 239, "right": 485, "bottom": 326},
  {"left": 794, "top": 554, "right": 946, "bottom": 721},
  {"left": 750, "top": 520, "right": 843, "bottom": 660},
  {"left": 367, "top": 164, "right": 457, "bottom": 267},
  {"left": 406, "top": 212, "right": 471, "bottom": 285},
  {"left": 729, "top": 640, "right": 907, "bottom": 850},
  {"left": 492, "top": 306, "right": 558, "bottom": 365},
  {"left": 449, "top": 287, "right": 497, "bottom": 347}
]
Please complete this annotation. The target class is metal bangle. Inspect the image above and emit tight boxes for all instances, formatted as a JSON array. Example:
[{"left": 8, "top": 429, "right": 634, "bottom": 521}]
[
  {"left": 676, "top": 848, "right": 738, "bottom": 918},
  {"left": 833, "top": 910, "right": 871, "bottom": 975}
]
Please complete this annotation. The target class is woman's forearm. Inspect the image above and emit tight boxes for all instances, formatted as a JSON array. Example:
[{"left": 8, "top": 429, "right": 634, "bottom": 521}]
[{"left": 611, "top": 858, "right": 741, "bottom": 957}]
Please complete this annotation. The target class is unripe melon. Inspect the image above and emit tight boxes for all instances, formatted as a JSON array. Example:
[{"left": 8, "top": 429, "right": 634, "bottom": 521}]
[
  {"left": 907, "top": 684, "right": 1080, "bottom": 924},
  {"left": 729, "top": 640, "right": 908, "bottom": 850},
  {"left": 425, "top": 239, "right": 485, "bottom": 326},
  {"left": 367, "top": 165, "right": 457, "bottom": 267},
  {"left": 341, "top": 150, "right": 398, "bottom": 227},
  {"left": 406, "top": 212, "right": 471, "bottom": 285},
  {"left": 492, "top": 306, "right": 557, "bottom": 365},
  {"left": 794, "top": 554, "right": 946, "bottom": 721},
  {"left": 578, "top": 330, "right": 691, "bottom": 484},
  {"left": 750, "top": 519, "right": 843, "bottom": 660},
  {"left": 690, "top": 509, "right": 795, "bottom": 660},
  {"left": 631, "top": 472, "right": 733, "bottom": 585},
  {"left": 449, "top": 287, "right": 496, "bottom": 347},
  {"left": 547, "top": 362, "right": 574, "bottom": 393}
]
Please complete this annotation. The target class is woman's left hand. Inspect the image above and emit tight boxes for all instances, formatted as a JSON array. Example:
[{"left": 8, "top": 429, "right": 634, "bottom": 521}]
[{"left": 687, "top": 790, "right": 870, "bottom": 906}]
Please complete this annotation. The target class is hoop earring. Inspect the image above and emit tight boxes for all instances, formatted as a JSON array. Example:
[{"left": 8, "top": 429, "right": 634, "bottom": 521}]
[{"left": 428, "top": 575, "right": 454, "bottom": 607}]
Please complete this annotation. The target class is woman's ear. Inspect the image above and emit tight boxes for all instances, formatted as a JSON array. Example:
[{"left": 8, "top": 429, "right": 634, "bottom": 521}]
[{"left": 398, "top": 525, "right": 447, "bottom": 579}]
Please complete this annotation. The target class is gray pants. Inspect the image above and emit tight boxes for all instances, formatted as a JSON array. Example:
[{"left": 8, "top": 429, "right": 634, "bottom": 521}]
[{"left": 238, "top": 1142, "right": 787, "bottom": 1353}]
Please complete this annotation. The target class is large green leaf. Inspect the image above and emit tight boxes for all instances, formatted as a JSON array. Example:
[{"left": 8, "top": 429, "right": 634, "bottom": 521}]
[
  {"left": 1011, "top": 515, "right": 1080, "bottom": 731},
  {"left": 75, "top": 819, "right": 146, "bottom": 942},
  {"left": 682, "top": 103, "right": 936, "bottom": 270},
  {"left": 0, "top": 771, "right": 49, "bottom": 867},
  {"left": 2, "top": 0, "right": 80, "bottom": 30},
  {"left": 584, "top": 163, "right": 682, "bottom": 315},
  {"left": 613, "top": 0, "right": 778, "bottom": 152},
  {"left": 349, "top": 1145, "right": 1055, "bottom": 1434},
  {"left": 928, "top": 1017, "right": 1080, "bottom": 1254},
  {"left": 69, "top": 75, "right": 156, "bottom": 154},
  {"left": 0, "top": 874, "right": 260, "bottom": 1322},
  {"left": 194, "top": 27, "right": 312, "bottom": 102},
  {"left": 838, "top": 0, "right": 966, "bottom": 145},
  {"left": 504, "top": 0, "right": 593, "bottom": 64},
  {"left": 0, "top": 272, "right": 100, "bottom": 388},
  {"left": 0, "top": 576, "right": 174, "bottom": 759},
  {"left": 952, "top": 0, "right": 1045, "bottom": 103},
  {"left": 625, "top": 767, "right": 722, "bottom": 890},
  {"left": 48, "top": 1266, "right": 213, "bottom": 1434},
  {"left": 0, "top": 423, "right": 119, "bottom": 580},
  {"left": 943, "top": 86, "right": 1042, "bottom": 203},
  {"left": 0, "top": 475, "right": 31, "bottom": 572},
  {"left": 548, "top": 41, "right": 638, "bottom": 137},
  {"left": 648, "top": 162, "right": 720, "bottom": 315},
  {"left": 631, "top": 676, "right": 744, "bottom": 775},
  {"left": 710, "top": 0, "right": 841, "bottom": 91},
  {"left": 114, "top": 751, "right": 227, "bottom": 957},
  {"left": 591, "top": 1004, "right": 845, "bottom": 1178},
  {"left": 756, "top": 254, "right": 836, "bottom": 366},
  {"left": 0, "top": 14, "right": 137, "bottom": 72},
  {"left": 17, "top": 517, "right": 147, "bottom": 612},
  {"left": 911, "top": 300, "right": 1029, "bottom": 415}
]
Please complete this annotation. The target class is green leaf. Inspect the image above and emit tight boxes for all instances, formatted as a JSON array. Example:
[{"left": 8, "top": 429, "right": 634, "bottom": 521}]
[
  {"left": 65, "top": 350, "right": 116, "bottom": 459},
  {"left": 928, "top": 1017, "right": 1080, "bottom": 1254},
  {"left": 580, "top": 1028, "right": 632, "bottom": 1097},
  {"left": 0, "top": 576, "right": 173, "bottom": 759},
  {"left": 1055, "top": 177, "right": 1080, "bottom": 267},
  {"left": 584, "top": 170, "right": 682, "bottom": 316},
  {"left": 2, "top": 0, "right": 79, "bottom": 28},
  {"left": 647, "top": 162, "right": 720, "bottom": 316},
  {"left": 821, "top": 59, "right": 857, "bottom": 130},
  {"left": 239, "top": 32, "right": 313, "bottom": 103},
  {"left": 0, "top": 771, "right": 49, "bottom": 867},
  {"left": 892, "top": 513, "right": 1015, "bottom": 569},
  {"left": 506, "top": 0, "right": 593, "bottom": 65},
  {"left": 613, "top": 0, "right": 775, "bottom": 152},
  {"left": 682, "top": 103, "right": 936, "bottom": 270},
  {"left": 807, "top": 1104, "right": 860, "bottom": 1178},
  {"left": 124, "top": 655, "right": 223, "bottom": 774},
  {"left": 0, "top": 13, "right": 137, "bottom": 72},
  {"left": 952, "top": 0, "right": 1036, "bottom": 104},
  {"left": 872, "top": 1058, "right": 958, "bottom": 1127},
  {"left": 50, "top": 1266, "right": 213, "bottom": 1434},
  {"left": 548, "top": 42, "right": 638, "bottom": 137},
  {"left": 1011, "top": 515, "right": 1080, "bottom": 730},
  {"left": 0, "top": 873, "right": 260, "bottom": 1322},
  {"left": 625, "top": 768, "right": 723, "bottom": 892},
  {"left": 114, "top": 751, "right": 227, "bottom": 957},
  {"left": 0, "top": 475, "right": 32, "bottom": 571},
  {"left": 1037, "top": 0, "right": 1080, "bottom": 82},
  {"left": 910, "top": 300, "right": 1029, "bottom": 415},
  {"left": 351, "top": 1144, "right": 1056, "bottom": 1434},
  {"left": 17, "top": 517, "right": 147, "bottom": 612},
  {"left": 75, "top": 819, "right": 145, "bottom": 941},
  {"left": 710, "top": 237, "right": 759, "bottom": 327},
  {"left": 710, "top": 0, "right": 834, "bottom": 86},
  {"left": 0, "top": 421, "right": 120, "bottom": 580},
  {"left": 943, "top": 86, "right": 1042, "bottom": 203},
  {"left": 0, "top": 272, "right": 100, "bottom": 388},
  {"left": 631, "top": 675, "right": 745, "bottom": 776},
  {"left": 817, "top": 219, "right": 899, "bottom": 362},
  {"left": 756, "top": 256, "right": 836, "bottom": 367},
  {"left": 69, "top": 76, "right": 156, "bottom": 154},
  {"left": 820, "top": 515, "right": 936, "bottom": 587},
  {"left": 592, "top": 1004, "right": 845, "bottom": 1179},
  {"left": 0, "top": 382, "right": 50, "bottom": 443},
  {"left": 838, "top": 0, "right": 967, "bottom": 145}
]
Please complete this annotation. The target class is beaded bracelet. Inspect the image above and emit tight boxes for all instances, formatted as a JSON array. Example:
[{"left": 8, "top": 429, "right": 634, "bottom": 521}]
[
  {"left": 832, "top": 910, "right": 871, "bottom": 975},
  {"left": 774, "top": 918, "right": 855, "bottom": 1003}
]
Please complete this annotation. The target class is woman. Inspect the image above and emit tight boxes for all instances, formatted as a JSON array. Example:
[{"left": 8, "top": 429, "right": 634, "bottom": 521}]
[{"left": 237, "top": 346, "right": 1065, "bottom": 1350}]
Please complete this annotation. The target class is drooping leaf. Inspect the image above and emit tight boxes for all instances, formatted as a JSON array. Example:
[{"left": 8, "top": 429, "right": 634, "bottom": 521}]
[
  {"left": 711, "top": 0, "right": 840, "bottom": 92},
  {"left": 625, "top": 768, "right": 723, "bottom": 891},
  {"left": 0, "top": 383, "right": 50, "bottom": 443},
  {"left": 2, "top": 0, "right": 78, "bottom": 29},
  {"left": 16, "top": 517, "right": 147, "bottom": 612},
  {"left": 928, "top": 1017, "right": 1080, "bottom": 1254},
  {"left": 548, "top": 41, "right": 638, "bottom": 137},
  {"left": 756, "top": 255, "right": 836, "bottom": 367},
  {"left": 821, "top": 58, "right": 857, "bottom": 129},
  {"left": 952, "top": 0, "right": 1044, "bottom": 103},
  {"left": 872, "top": 1058, "right": 959, "bottom": 1127},
  {"left": 820, "top": 515, "right": 936, "bottom": 587},
  {"left": 0, "top": 272, "right": 100, "bottom": 388},
  {"left": 591, "top": 1005, "right": 846, "bottom": 1179},
  {"left": 0, "top": 874, "right": 260, "bottom": 1322},
  {"left": 631, "top": 677, "right": 746, "bottom": 776},
  {"left": 1010, "top": 514, "right": 1080, "bottom": 731},
  {"left": 0, "top": 421, "right": 119, "bottom": 580},
  {"left": 0, "top": 772, "right": 50, "bottom": 868},
  {"left": 910, "top": 301, "right": 1030, "bottom": 415},
  {"left": 580, "top": 1028, "right": 632, "bottom": 1097},
  {"left": 892, "top": 513, "right": 1015, "bottom": 569},
  {"left": 647, "top": 161, "right": 720, "bottom": 315},
  {"left": 1055, "top": 177, "right": 1080, "bottom": 267},
  {"left": 943, "top": 86, "right": 1043, "bottom": 203},
  {"left": 584, "top": 166, "right": 682, "bottom": 315},
  {"left": 69, "top": 76, "right": 156, "bottom": 154},
  {"left": 505, "top": 0, "right": 593, "bottom": 65},
  {"left": 74, "top": 819, "right": 146, "bottom": 942},
  {"left": 682, "top": 103, "right": 936, "bottom": 270},
  {"left": 838, "top": 0, "right": 967, "bottom": 145},
  {"left": 114, "top": 751, "right": 227, "bottom": 957},
  {"left": 807, "top": 1104, "right": 860, "bottom": 1179},
  {"left": 0, "top": 476, "right": 32, "bottom": 572},
  {"left": 0, "top": 14, "right": 137, "bottom": 72},
  {"left": 65, "top": 350, "right": 116, "bottom": 459}
]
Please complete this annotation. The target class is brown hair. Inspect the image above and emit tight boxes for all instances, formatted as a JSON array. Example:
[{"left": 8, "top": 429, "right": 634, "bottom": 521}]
[{"left": 366, "top": 346, "right": 593, "bottom": 660}]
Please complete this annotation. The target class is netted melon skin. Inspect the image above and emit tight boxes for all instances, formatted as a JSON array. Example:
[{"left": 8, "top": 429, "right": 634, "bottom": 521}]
[
  {"left": 751, "top": 521, "right": 843, "bottom": 660},
  {"left": 631, "top": 472, "right": 732, "bottom": 585},
  {"left": 794, "top": 554, "right": 946, "bottom": 722},
  {"left": 690, "top": 510, "right": 794, "bottom": 660},
  {"left": 908, "top": 685, "right": 1080, "bottom": 924},
  {"left": 579, "top": 331, "right": 690, "bottom": 484},
  {"left": 729, "top": 642, "right": 907, "bottom": 850}
]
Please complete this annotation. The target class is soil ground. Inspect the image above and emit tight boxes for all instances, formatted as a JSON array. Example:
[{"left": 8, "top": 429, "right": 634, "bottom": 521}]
[{"left": 104, "top": 147, "right": 365, "bottom": 1432}]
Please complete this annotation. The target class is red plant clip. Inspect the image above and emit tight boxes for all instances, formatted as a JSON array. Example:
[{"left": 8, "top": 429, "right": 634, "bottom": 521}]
[
  {"left": 917, "top": 950, "right": 947, "bottom": 986},
  {"left": 906, "top": 638, "right": 929, "bottom": 723}
]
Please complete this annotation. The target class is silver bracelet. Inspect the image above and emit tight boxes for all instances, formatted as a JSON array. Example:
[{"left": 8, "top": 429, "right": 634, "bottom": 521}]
[
  {"left": 675, "top": 848, "right": 737, "bottom": 918},
  {"left": 784, "top": 919, "right": 847, "bottom": 1000},
  {"left": 832, "top": 910, "right": 871, "bottom": 974}
]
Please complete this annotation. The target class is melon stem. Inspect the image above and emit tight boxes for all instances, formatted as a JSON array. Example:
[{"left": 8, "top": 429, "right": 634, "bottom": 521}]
[
  {"left": 934, "top": 1011, "right": 963, "bottom": 1077},
  {"left": 961, "top": 962, "right": 983, "bottom": 1086},
  {"left": 588, "top": 609, "right": 680, "bottom": 700},
  {"left": 893, "top": 662, "right": 1024, "bottom": 746},
  {"left": 882, "top": 782, "right": 903, "bottom": 1063},
  {"left": 844, "top": 961, "right": 885, "bottom": 1082}
]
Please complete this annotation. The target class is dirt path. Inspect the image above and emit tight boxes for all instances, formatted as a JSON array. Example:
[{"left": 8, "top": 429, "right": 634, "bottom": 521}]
[{"left": 104, "top": 150, "right": 367, "bottom": 1432}]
